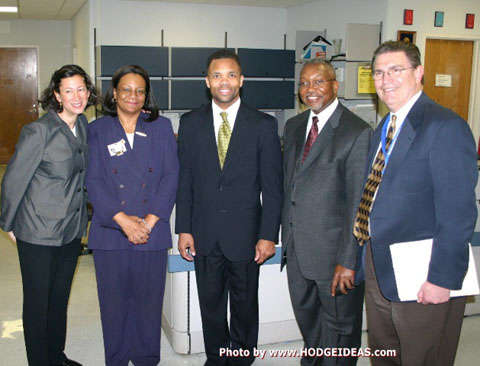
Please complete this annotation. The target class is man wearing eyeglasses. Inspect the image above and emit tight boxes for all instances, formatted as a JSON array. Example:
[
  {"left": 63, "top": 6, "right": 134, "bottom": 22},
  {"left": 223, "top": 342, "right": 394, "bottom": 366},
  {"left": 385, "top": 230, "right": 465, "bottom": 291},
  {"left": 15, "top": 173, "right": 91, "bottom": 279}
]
[
  {"left": 354, "top": 40, "right": 477, "bottom": 365},
  {"left": 281, "top": 59, "right": 371, "bottom": 365}
]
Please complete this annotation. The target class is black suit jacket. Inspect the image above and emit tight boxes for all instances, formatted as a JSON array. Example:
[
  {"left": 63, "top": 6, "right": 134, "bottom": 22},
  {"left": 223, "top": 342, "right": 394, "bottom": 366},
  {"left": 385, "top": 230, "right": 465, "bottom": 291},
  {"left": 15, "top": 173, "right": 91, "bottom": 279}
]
[
  {"left": 175, "top": 102, "right": 283, "bottom": 261},
  {"left": 281, "top": 103, "right": 371, "bottom": 280}
]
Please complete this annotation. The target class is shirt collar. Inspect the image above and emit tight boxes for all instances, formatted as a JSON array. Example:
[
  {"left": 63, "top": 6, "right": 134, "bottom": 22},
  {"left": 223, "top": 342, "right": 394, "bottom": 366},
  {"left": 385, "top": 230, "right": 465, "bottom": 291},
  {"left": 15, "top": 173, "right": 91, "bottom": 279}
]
[
  {"left": 309, "top": 98, "right": 339, "bottom": 123},
  {"left": 212, "top": 98, "right": 241, "bottom": 119},
  {"left": 390, "top": 90, "right": 422, "bottom": 124}
]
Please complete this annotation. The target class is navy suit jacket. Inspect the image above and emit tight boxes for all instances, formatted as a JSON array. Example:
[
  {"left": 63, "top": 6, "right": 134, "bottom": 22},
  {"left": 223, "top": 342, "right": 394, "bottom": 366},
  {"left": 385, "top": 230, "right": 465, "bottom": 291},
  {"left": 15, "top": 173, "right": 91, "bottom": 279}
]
[
  {"left": 86, "top": 114, "right": 179, "bottom": 251},
  {"left": 175, "top": 102, "right": 283, "bottom": 261},
  {"left": 365, "top": 92, "right": 478, "bottom": 301}
]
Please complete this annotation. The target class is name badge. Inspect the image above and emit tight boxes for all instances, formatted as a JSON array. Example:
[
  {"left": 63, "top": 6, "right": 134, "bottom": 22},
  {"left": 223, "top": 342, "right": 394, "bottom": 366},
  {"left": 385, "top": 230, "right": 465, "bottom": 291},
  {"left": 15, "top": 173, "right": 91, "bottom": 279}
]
[
  {"left": 107, "top": 139, "right": 127, "bottom": 157},
  {"left": 135, "top": 131, "right": 147, "bottom": 137}
]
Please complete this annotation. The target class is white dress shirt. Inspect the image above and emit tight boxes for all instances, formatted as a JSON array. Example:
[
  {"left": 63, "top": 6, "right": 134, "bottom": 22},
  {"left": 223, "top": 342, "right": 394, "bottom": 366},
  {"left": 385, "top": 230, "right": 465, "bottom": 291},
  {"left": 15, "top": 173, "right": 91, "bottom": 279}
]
[
  {"left": 126, "top": 132, "right": 134, "bottom": 148},
  {"left": 305, "top": 98, "right": 339, "bottom": 142},
  {"left": 369, "top": 90, "right": 423, "bottom": 207},
  {"left": 212, "top": 98, "right": 241, "bottom": 145},
  {"left": 385, "top": 90, "right": 422, "bottom": 152}
]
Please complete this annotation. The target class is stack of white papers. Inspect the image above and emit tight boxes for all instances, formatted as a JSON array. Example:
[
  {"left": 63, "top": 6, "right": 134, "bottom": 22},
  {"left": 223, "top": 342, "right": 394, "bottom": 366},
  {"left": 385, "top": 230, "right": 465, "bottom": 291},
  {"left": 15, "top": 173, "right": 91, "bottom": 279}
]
[{"left": 390, "top": 239, "right": 479, "bottom": 301}]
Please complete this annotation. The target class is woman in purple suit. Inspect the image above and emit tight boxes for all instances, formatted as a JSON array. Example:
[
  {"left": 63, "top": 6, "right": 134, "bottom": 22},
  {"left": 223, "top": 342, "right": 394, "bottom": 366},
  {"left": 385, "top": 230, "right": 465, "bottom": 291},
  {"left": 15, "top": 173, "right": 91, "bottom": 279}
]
[{"left": 86, "top": 65, "right": 179, "bottom": 366}]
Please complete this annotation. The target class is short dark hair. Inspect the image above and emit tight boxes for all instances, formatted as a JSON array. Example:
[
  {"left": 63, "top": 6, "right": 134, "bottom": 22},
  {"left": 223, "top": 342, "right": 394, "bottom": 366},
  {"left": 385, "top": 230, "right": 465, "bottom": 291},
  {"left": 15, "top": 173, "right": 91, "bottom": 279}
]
[
  {"left": 302, "top": 58, "right": 336, "bottom": 80},
  {"left": 102, "top": 64, "right": 159, "bottom": 121},
  {"left": 372, "top": 40, "right": 421, "bottom": 69},
  {"left": 206, "top": 49, "right": 242, "bottom": 74},
  {"left": 39, "top": 64, "right": 98, "bottom": 112}
]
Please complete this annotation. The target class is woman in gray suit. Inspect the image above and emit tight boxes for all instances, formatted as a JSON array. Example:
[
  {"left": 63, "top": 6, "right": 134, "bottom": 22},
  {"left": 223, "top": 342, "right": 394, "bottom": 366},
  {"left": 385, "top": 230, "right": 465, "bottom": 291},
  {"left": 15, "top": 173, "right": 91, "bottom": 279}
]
[{"left": 0, "top": 65, "right": 97, "bottom": 366}]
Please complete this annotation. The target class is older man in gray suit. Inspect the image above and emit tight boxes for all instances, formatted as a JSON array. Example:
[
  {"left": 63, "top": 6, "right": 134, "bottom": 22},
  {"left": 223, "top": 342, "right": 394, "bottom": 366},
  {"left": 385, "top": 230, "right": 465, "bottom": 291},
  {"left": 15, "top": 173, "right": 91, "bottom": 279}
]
[{"left": 281, "top": 59, "right": 371, "bottom": 365}]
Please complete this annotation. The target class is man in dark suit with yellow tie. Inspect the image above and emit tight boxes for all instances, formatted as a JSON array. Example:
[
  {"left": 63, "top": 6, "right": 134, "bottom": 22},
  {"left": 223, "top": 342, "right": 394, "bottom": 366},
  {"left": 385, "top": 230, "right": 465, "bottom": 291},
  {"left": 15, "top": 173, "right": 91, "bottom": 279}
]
[
  {"left": 354, "top": 41, "right": 478, "bottom": 365},
  {"left": 175, "top": 49, "right": 283, "bottom": 366}
]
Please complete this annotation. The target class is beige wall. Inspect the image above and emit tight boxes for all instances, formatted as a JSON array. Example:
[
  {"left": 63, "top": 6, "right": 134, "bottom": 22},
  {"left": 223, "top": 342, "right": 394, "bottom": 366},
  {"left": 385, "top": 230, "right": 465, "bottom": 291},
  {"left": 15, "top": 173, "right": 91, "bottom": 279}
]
[
  {"left": 0, "top": 19, "right": 72, "bottom": 95},
  {"left": 383, "top": 0, "right": 480, "bottom": 141},
  {"left": 95, "top": 0, "right": 287, "bottom": 48}
]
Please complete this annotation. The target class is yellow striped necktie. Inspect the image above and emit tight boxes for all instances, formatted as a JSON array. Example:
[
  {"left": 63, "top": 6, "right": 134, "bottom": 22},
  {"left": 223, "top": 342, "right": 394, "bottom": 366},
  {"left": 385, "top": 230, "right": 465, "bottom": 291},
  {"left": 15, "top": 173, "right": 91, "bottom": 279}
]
[
  {"left": 218, "top": 112, "right": 232, "bottom": 169},
  {"left": 353, "top": 115, "right": 397, "bottom": 245}
]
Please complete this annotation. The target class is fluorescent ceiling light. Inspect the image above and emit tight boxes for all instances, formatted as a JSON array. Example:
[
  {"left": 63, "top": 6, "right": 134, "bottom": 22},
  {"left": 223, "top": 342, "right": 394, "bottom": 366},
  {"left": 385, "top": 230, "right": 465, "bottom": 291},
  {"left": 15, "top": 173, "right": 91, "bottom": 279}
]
[{"left": 0, "top": 7, "right": 18, "bottom": 13}]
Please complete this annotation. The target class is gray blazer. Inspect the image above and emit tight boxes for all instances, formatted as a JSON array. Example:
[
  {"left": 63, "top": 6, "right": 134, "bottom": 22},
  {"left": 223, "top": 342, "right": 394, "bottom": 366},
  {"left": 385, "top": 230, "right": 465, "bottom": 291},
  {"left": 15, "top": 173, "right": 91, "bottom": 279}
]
[
  {"left": 281, "top": 103, "right": 371, "bottom": 281},
  {"left": 0, "top": 110, "right": 88, "bottom": 246}
]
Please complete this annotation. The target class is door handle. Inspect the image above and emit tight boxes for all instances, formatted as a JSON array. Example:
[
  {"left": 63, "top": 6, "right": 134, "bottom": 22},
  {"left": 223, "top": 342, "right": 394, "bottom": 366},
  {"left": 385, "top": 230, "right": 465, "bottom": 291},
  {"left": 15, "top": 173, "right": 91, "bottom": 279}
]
[{"left": 29, "top": 103, "right": 38, "bottom": 114}]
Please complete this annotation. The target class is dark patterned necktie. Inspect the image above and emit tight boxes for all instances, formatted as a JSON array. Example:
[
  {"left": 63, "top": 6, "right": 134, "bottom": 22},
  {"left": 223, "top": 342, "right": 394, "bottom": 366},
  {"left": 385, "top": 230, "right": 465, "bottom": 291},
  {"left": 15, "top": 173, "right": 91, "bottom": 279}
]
[
  {"left": 302, "top": 116, "right": 319, "bottom": 163},
  {"left": 353, "top": 115, "right": 397, "bottom": 245}
]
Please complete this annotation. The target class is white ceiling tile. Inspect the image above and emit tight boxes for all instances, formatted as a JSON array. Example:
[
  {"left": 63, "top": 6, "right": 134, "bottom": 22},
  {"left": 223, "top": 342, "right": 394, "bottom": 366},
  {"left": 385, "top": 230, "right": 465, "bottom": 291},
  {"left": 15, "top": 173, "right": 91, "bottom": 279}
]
[{"left": 0, "top": 0, "right": 311, "bottom": 20}]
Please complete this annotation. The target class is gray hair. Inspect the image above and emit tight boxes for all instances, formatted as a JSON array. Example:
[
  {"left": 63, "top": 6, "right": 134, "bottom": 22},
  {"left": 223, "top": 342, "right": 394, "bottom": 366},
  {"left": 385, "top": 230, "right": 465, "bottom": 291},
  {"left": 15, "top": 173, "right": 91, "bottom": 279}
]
[{"left": 301, "top": 58, "right": 336, "bottom": 80}]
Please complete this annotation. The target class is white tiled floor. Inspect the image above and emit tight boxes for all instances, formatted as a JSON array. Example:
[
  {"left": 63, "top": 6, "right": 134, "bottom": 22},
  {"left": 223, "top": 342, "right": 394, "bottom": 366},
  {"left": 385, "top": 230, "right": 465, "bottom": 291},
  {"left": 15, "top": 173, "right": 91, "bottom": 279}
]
[{"left": 1, "top": 232, "right": 480, "bottom": 365}]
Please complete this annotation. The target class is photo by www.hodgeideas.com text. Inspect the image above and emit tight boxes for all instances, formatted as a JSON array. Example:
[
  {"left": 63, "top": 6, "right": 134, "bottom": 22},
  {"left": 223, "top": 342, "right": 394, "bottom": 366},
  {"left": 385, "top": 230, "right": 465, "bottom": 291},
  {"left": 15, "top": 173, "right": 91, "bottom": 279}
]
[{"left": 219, "top": 347, "right": 397, "bottom": 359}]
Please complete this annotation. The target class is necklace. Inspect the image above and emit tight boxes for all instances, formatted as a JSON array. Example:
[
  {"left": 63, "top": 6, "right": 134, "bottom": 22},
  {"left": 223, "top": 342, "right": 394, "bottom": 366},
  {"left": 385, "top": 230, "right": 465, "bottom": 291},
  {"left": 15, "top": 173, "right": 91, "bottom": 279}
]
[{"left": 118, "top": 117, "right": 137, "bottom": 134}]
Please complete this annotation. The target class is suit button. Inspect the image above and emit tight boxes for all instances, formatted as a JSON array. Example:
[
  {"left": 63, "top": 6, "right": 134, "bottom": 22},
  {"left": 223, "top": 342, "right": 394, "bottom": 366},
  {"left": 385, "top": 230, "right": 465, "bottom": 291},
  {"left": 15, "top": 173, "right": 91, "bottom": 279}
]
[
  {"left": 77, "top": 188, "right": 81, "bottom": 193},
  {"left": 219, "top": 186, "right": 223, "bottom": 191},
  {"left": 291, "top": 201, "right": 295, "bottom": 206},
  {"left": 78, "top": 149, "right": 82, "bottom": 154},
  {"left": 119, "top": 184, "right": 125, "bottom": 189},
  {"left": 76, "top": 208, "right": 80, "bottom": 212},
  {"left": 121, "top": 200, "right": 126, "bottom": 205},
  {"left": 83, "top": 186, "right": 87, "bottom": 192},
  {"left": 79, "top": 169, "right": 84, "bottom": 173}
]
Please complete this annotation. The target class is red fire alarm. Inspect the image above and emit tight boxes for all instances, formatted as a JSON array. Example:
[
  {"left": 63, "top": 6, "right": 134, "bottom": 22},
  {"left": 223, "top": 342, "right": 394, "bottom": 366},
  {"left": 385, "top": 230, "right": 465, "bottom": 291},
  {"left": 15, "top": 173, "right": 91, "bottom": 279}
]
[
  {"left": 404, "top": 9, "right": 414, "bottom": 25},
  {"left": 466, "top": 14, "right": 475, "bottom": 29}
]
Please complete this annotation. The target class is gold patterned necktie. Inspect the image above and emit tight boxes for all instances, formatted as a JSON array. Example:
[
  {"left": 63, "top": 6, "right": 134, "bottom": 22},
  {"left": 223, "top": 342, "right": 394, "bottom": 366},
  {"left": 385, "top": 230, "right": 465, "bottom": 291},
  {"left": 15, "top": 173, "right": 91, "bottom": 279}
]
[
  {"left": 218, "top": 111, "right": 232, "bottom": 169},
  {"left": 353, "top": 114, "right": 397, "bottom": 245}
]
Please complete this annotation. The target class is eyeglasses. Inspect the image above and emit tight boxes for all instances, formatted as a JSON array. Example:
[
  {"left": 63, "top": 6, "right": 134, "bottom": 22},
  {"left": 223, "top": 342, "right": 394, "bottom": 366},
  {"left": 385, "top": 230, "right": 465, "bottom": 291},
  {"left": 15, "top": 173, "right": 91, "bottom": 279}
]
[
  {"left": 118, "top": 87, "right": 146, "bottom": 97},
  {"left": 299, "top": 79, "right": 335, "bottom": 89},
  {"left": 372, "top": 66, "right": 415, "bottom": 80}
]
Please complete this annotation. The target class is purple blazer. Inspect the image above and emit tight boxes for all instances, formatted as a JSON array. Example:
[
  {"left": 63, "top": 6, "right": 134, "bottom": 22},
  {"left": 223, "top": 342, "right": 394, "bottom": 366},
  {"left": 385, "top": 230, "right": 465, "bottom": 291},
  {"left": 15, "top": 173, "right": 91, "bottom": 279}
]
[{"left": 86, "top": 113, "right": 179, "bottom": 251}]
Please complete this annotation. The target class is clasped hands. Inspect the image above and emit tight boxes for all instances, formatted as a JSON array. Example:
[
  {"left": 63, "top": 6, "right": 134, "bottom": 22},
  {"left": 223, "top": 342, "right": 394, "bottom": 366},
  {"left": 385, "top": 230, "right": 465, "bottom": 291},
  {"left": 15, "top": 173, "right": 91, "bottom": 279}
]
[{"left": 114, "top": 212, "right": 159, "bottom": 245}]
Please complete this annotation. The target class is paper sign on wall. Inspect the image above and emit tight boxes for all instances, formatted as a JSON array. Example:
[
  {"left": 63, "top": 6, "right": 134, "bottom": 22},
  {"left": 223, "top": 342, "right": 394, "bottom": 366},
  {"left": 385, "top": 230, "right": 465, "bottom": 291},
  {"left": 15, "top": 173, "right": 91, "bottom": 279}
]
[
  {"left": 435, "top": 74, "right": 452, "bottom": 87},
  {"left": 357, "top": 66, "right": 376, "bottom": 94}
]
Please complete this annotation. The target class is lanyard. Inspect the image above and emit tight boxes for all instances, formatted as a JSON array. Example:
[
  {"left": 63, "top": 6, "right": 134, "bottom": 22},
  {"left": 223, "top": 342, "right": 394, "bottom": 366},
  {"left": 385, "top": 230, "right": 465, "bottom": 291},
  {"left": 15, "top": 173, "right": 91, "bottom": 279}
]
[{"left": 380, "top": 114, "right": 402, "bottom": 167}]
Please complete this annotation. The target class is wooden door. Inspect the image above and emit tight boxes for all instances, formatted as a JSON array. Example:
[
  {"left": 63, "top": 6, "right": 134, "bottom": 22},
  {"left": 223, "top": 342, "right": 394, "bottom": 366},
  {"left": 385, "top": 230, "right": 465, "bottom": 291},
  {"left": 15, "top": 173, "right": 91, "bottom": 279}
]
[
  {"left": 424, "top": 39, "right": 473, "bottom": 121},
  {"left": 0, "top": 48, "right": 38, "bottom": 164}
]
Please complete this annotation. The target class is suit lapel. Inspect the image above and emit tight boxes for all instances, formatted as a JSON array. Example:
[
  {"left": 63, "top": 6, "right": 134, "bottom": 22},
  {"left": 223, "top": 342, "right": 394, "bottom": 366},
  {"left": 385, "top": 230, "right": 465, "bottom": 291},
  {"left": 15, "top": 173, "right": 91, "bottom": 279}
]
[
  {"left": 51, "top": 110, "right": 82, "bottom": 149},
  {"left": 107, "top": 116, "right": 141, "bottom": 179},
  {"left": 381, "top": 93, "right": 426, "bottom": 181},
  {"left": 221, "top": 104, "right": 249, "bottom": 174},
  {"left": 128, "top": 117, "right": 151, "bottom": 180},
  {"left": 76, "top": 115, "right": 87, "bottom": 147},
  {"left": 201, "top": 104, "right": 222, "bottom": 176},
  {"left": 294, "top": 114, "right": 308, "bottom": 164},
  {"left": 296, "top": 104, "right": 343, "bottom": 174},
  {"left": 381, "top": 120, "right": 416, "bottom": 181}
]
